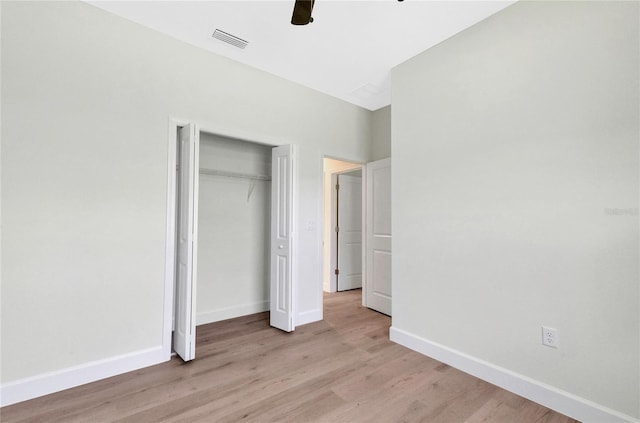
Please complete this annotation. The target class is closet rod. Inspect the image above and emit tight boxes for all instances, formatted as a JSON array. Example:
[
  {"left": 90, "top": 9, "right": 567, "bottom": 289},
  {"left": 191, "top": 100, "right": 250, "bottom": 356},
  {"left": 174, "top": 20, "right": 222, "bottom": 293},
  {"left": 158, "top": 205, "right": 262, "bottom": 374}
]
[{"left": 199, "top": 167, "right": 271, "bottom": 182}]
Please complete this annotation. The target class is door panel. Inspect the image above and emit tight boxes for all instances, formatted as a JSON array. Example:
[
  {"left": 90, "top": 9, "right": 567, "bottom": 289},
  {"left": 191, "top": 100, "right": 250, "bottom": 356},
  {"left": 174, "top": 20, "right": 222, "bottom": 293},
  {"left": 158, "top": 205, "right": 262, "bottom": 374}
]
[
  {"left": 366, "top": 158, "right": 392, "bottom": 315},
  {"left": 270, "top": 145, "right": 295, "bottom": 332},
  {"left": 337, "top": 174, "right": 363, "bottom": 291},
  {"left": 174, "top": 124, "right": 199, "bottom": 361},
  {"left": 372, "top": 250, "right": 392, "bottom": 298}
]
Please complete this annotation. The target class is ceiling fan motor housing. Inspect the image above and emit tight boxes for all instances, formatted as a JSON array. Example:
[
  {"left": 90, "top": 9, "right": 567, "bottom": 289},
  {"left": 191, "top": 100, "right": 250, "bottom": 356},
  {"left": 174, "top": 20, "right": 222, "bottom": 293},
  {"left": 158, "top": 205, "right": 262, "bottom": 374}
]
[{"left": 292, "top": 0, "right": 315, "bottom": 25}]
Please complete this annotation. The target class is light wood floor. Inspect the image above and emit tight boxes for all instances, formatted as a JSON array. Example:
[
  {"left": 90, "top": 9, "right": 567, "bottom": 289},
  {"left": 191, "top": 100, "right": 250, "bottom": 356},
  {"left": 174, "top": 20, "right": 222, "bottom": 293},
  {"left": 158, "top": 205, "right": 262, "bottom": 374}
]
[{"left": 1, "top": 289, "right": 578, "bottom": 422}]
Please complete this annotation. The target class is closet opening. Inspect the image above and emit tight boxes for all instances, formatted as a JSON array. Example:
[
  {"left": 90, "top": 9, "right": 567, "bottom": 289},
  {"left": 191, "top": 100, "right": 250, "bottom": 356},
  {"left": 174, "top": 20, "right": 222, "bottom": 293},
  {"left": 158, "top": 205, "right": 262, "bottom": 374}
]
[
  {"left": 194, "top": 132, "right": 273, "bottom": 328},
  {"left": 168, "top": 121, "right": 296, "bottom": 362}
]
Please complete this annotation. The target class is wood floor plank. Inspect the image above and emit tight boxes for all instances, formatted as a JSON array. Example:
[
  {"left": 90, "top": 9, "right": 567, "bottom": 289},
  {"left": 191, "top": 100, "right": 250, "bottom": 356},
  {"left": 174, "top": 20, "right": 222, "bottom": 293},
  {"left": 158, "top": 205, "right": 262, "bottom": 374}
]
[{"left": 0, "top": 289, "right": 579, "bottom": 423}]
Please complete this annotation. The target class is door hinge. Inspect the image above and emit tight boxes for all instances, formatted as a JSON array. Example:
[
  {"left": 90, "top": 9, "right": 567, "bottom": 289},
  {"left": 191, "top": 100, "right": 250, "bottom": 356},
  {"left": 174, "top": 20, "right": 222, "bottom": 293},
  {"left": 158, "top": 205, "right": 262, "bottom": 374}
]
[
  {"left": 335, "top": 225, "right": 339, "bottom": 233},
  {"left": 336, "top": 183, "right": 340, "bottom": 190},
  {"left": 334, "top": 268, "right": 340, "bottom": 275}
]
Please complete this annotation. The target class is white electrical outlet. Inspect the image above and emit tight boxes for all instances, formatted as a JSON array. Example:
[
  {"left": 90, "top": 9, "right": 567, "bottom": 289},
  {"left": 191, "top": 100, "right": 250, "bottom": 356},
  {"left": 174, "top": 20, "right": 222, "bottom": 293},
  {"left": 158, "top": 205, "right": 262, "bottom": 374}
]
[{"left": 542, "top": 326, "right": 558, "bottom": 348}]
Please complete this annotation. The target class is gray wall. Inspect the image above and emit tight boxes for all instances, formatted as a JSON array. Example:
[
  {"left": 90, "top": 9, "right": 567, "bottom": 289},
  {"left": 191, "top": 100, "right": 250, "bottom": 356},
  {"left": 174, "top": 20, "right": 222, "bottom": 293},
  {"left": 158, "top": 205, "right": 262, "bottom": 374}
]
[
  {"left": 392, "top": 1, "right": 638, "bottom": 419},
  {"left": 371, "top": 105, "right": 391, "bottom": 160},
  {"left": 1, "top": 0, "right": 371, "bottom": 386}
]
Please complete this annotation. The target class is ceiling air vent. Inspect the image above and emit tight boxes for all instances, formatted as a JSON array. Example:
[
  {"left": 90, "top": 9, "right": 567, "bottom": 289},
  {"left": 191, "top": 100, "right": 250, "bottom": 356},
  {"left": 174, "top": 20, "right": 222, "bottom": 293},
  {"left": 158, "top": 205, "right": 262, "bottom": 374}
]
[{"left": 212, "top": 29, "right": 248, "bottom": 49}]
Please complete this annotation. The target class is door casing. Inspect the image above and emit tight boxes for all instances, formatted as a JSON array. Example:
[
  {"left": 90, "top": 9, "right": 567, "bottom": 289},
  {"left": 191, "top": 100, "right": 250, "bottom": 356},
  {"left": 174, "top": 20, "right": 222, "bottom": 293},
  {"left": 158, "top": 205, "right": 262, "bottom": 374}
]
[{"left": 323, "top": 158, "right": 363, "bottom": 294}]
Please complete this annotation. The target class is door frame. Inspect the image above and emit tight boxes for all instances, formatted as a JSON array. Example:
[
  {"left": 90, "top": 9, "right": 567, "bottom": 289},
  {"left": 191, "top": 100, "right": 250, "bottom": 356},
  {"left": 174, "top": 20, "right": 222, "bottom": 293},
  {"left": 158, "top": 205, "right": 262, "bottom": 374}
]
[
  {"left": 321, "top": 156, "right": 367, "bottom": 304},
  {"left": 163, "top": 117, "right": 294, "bottom": 359}
]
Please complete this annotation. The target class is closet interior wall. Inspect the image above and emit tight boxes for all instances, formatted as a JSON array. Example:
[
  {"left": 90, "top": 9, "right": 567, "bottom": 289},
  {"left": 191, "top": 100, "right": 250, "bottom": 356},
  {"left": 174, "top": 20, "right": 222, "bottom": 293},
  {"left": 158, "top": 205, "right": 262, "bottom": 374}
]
[{"left": 197, "top": 132, "right": 272, "bottom": 325}]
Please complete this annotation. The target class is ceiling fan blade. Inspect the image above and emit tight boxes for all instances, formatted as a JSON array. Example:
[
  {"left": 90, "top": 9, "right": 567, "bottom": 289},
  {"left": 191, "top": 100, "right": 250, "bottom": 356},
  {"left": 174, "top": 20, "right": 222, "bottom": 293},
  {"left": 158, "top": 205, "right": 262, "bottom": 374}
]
[{"left": 291, "top": 0, "right": 315, "bottom": 25}]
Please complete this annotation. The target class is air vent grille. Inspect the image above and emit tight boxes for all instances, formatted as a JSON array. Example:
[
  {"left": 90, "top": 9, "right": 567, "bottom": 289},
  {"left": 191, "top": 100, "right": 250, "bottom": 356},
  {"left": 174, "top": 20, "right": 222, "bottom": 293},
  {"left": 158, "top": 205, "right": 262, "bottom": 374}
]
[{"left": 212, "top": 29, "right": 248, "bottom": 49}]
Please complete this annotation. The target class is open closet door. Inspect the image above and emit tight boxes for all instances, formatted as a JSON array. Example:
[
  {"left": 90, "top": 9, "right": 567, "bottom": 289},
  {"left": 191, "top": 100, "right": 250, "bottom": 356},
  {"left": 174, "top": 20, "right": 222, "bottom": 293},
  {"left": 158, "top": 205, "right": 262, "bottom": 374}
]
[
  {"left": 174, "top": 123, "right": 200, "bottom": 361},
  {"left": 270, "top": 144, "right": 296, "bottom": 332},
  {"left": 366, "top": 158, "right": 392, "bottom": 316}
]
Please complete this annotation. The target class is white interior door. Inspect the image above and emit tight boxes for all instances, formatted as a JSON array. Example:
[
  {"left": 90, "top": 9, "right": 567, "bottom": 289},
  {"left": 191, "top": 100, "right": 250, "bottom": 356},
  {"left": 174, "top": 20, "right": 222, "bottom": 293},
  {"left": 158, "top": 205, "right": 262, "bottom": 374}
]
[
  {"left": 174, "top": 123, "right": 199, "bottom": 361},
  {"left": 366, "top": 158, "right": 392, "bottom": 315},
  {"left": 336, "top": 172, "right": 363, "bottom": 291},
  {"left": 270, "top": 144, "right": 296, "bottom": 332}
]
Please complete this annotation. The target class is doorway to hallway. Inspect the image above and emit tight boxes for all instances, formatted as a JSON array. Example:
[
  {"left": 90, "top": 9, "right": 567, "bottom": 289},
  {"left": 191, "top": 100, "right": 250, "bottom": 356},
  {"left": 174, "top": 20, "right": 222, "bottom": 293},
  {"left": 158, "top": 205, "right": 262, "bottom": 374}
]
[{"left": 323, "top": 158, "right": 363, "bottom": 294}]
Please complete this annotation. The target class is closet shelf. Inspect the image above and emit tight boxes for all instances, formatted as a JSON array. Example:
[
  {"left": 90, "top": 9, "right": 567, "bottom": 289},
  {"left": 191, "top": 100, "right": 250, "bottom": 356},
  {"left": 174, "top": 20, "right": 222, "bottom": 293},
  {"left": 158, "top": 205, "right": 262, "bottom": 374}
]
[{"left": 199, "top": 167, "right": 271, "bottom": 182}]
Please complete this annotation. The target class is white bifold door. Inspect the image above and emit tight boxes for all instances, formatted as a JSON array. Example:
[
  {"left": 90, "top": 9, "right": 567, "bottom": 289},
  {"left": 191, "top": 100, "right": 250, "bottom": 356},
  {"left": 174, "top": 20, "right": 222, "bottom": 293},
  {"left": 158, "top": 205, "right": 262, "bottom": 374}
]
[
  {"left": 365, "top": 158, "right": 392, "bottom": 316},
  {"left": 174, "top": 124, "right": 200, "bottom": 361},
  {"left": 270, "top": 145, "right": 296, "bottom": 332},
  {"left": 173, "top": 131, "right": 296, "bottom": 362}
]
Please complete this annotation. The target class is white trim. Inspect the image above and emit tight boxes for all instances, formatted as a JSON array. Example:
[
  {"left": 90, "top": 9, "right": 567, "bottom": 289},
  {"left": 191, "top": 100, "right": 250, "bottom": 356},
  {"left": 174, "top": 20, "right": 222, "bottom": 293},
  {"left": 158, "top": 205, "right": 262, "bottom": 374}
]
[
  {"left": 389, "top": 327, "right": 639, "bottom": 423},
  {"left": 190, "top": 124, "right": 201, "bottom": 359},
  {"left": 317, "top": 155, "right": 327, "bottom": 298},
  {"left": 292, "top": 144, "right": 302, "bottom": 331},
  {"left": 360, "top": 164, "right": 367, "bottom": 308},
  {"left": 296, "top": 309, "right": 322, "bottom": 327},
  {"left": 0, "top": 346, "right": 167, "bottom": 407},
  {"left": 291, "top": 144, "right": 299, "bottom": 331},
  {"left": 329, "top": 172, "right": 339, "bottom": 293},
  {"left": 196, "top": 301, "right": 270, "bottom": 325}
]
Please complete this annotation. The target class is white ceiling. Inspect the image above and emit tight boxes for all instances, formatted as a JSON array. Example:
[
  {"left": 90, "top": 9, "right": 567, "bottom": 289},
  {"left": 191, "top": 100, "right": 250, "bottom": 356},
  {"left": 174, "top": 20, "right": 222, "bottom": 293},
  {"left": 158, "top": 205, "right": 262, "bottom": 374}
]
[{"left": 88, "top": 0, "right": 514, "bottom": 111}]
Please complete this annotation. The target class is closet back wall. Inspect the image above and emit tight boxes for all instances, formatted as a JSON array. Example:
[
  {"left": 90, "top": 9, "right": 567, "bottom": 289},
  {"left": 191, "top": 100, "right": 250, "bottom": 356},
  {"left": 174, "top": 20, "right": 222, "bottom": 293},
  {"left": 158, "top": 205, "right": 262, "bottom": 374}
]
[{"left": 197, "top": 133, "right": 272, "bottom": 324}]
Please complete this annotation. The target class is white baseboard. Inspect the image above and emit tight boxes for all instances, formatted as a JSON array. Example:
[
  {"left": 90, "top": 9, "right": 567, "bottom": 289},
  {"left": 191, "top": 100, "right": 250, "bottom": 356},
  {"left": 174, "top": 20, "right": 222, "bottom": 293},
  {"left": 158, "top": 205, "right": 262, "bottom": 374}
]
[
  {"left": 389, "top": 327, "right": 638, "bottom": 423},
  {"left": 196, "top": 301, "right": 269, "bottom": 325},
  {"left": 196, "top": 302, "right": 321, "bottom": 328},
  {"left": 0, "top": 346, "right": 168, "bottom": 407},
  {"left": 296, "top": 308, "right": 322, "bottom": 326}
]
